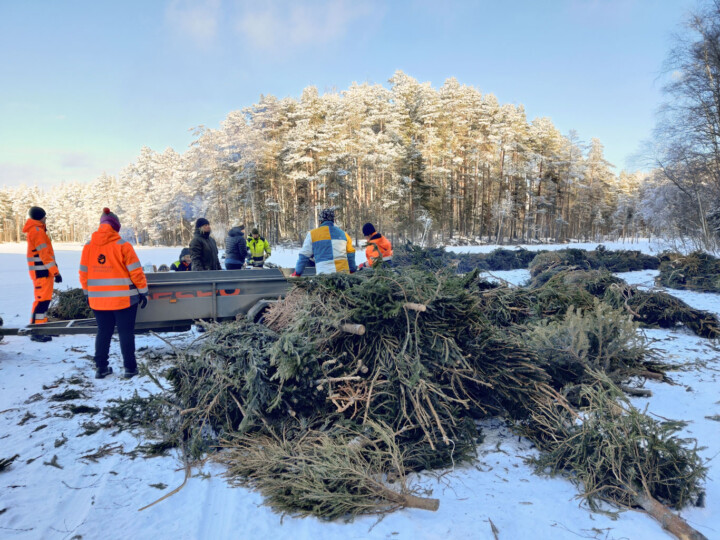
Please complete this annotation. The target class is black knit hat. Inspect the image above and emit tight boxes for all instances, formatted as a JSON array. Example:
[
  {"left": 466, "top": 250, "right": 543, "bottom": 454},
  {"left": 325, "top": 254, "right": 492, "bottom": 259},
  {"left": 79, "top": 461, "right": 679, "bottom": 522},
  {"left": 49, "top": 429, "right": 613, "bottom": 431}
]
[
  {"left": 29, "top": 206, "right": 46, "bottom": 220},
  {"left": 251, "top": 228, "right": 259, "bottom": 235},
  {"left": 195, "top": 218, "right": 210, "bottom": 229},
  {"left": 362, "top": 222, "right": 376, "bottom": 236},
  {"left": 318, "top": 208, "right": 335, "bottom": 223}
]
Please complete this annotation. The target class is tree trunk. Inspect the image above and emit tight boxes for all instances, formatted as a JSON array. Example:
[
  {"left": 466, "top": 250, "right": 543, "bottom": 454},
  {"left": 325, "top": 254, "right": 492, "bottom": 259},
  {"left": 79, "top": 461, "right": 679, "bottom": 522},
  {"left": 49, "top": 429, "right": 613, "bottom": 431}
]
[{"left": 634, "top": 491, "right": 707, "bottom": 540}]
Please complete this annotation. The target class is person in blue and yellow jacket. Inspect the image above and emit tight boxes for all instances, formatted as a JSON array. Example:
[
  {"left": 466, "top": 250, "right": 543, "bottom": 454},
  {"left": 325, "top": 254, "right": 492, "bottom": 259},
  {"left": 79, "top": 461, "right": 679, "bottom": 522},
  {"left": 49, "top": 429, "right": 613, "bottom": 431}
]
[
  {"left": 24, "top": 206, "right": 62, "bottom": 342},
  {"left": 79, "top": 208, "right": 148, "bottom": 380},
  {"left": 293, "top": 208, "right": 356, "bottom": 276}
]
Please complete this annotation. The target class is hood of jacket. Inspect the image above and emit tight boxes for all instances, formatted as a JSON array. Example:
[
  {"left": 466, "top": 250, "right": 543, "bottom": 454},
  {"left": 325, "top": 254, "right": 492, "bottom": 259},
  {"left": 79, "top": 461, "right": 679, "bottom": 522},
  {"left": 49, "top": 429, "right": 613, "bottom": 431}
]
[
  {"left": 90, "top": 223, "right": 122, "bottom": 246},
  {"left": 22, "top": 218, "right": 46, "bottom": 234},
  {"left": 228, "top": 227, "right": 245, "bottom": 237}
]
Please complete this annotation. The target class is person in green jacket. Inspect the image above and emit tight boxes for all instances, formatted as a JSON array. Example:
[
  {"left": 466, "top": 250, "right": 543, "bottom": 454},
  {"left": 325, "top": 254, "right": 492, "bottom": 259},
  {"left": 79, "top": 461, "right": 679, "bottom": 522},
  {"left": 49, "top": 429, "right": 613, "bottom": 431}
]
[{"left": 247, "top": 228, "right": 271, "bottom": 268}]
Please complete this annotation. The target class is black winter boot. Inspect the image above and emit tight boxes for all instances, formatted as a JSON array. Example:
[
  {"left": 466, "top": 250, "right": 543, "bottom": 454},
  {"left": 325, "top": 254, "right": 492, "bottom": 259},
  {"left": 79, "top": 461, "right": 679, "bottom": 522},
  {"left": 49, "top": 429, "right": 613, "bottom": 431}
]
[
  {"left": 95, "top": 366, "right": 113, "bottom": 379},
  {"left": 30, "top": 334, "right": 52, "bottom": 342},
  {"left": 123, "top": 368, "right": 138, "bottom": 379}
]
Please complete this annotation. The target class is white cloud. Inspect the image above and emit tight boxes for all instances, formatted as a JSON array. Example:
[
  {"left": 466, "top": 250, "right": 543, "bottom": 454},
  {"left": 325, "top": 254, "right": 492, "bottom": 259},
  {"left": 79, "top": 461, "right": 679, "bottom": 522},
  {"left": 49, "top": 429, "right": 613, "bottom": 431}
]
[
  {"left": 60, "top": 152, "right": 94, "bottom": 169},
  {"left": 235, "top": 0, "right": 379, "bottom": 53},
  {"left": 165, "top": 0, "right": 221, "bottom": 49},
  {"left": 0, "top": 162, "right": 49, "bottom": 187},
  {"left": 0, "top": 152, "right": 132, "bottom": 188}
]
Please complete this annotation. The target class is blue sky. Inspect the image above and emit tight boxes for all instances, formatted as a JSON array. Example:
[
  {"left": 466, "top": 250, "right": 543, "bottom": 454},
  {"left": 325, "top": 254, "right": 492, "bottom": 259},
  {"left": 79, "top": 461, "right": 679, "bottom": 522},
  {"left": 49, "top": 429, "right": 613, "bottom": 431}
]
[{"left": 0, "top": 0, "right": 700, "bottom": 188}]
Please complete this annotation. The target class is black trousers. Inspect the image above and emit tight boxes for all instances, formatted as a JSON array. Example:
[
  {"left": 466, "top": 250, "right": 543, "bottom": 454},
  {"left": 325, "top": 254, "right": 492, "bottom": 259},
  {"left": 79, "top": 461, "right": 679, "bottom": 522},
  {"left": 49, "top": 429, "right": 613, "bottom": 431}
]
[
  {"left": 225, "top": 262, "right": 244, "bottom": 270},
  {"left": 93, "top": 304, "right": 138, "bottom": 371}
]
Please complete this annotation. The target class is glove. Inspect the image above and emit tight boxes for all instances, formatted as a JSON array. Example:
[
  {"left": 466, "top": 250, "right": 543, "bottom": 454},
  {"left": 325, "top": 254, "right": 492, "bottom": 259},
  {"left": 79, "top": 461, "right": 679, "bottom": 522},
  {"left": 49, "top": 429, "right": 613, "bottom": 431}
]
[
  {"left": 138, "top": 293, "right": 148, "bottom": 309},
  {"left": 291, "top": 271, "right": 300, "bottom": 277},
  {"left": 54, "top": 274, "right": 63, "bottom": 283},
  {"left": 357, "top": 263, "right": 365, "bottom": 271}
]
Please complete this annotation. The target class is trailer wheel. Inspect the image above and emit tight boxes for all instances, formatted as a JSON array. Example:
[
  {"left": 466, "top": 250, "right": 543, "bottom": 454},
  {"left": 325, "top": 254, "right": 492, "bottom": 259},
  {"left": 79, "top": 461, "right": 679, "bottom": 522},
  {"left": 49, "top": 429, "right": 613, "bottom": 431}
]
[
  {"left": 247, "top": 299, "right": 278, "bottom": 325},
  {"left": 255, "top": 307, "right": 269, "bottom": 324}
]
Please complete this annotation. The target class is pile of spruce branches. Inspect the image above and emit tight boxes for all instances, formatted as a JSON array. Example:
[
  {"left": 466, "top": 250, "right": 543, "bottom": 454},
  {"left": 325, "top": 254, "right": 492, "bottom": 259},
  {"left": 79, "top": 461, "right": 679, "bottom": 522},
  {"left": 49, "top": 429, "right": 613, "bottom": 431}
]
[
  {"left": 392, "top": 243, "right": 660, "bottom": 273},
  {"left": 47, "top": 288, "right": 93, "bottom": 320},
  {"left": 658, "top": 251, "right": 720, "bottom": 293},
  {"left": 104, "top": 257, "right": 711, "bottom": 534},
  {"left": 528, "top": 246, "right": 659, "bottom": 277}
]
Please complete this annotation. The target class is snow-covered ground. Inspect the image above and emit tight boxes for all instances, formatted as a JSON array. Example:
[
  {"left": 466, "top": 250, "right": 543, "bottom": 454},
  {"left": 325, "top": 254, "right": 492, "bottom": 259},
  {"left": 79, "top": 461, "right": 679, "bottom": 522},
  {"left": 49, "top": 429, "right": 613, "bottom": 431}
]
[{"left": 1, "top": 242, "right": 718, "bottom": 540}]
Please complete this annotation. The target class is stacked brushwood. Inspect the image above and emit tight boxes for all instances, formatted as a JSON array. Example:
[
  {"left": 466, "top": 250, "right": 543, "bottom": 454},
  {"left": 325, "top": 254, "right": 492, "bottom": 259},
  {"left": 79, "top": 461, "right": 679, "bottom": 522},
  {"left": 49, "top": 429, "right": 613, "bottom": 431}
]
[
  {"left": 391, "top": 243, "right": 455, "bottom": 271},
  {"left": 454, "top": 248, "right": 542, "bottom": 273},
  {"left": 525, "top": 372, "right": 707, "bottom": 540},
  {"left": 47, "top": 287, "right": 93, "bottom": 320},
  {"left": 392, "top": 243, "right": 659, "bottom": 274},
  {"left": 105, "top": 258, "right": 710, "bottom": 536},
  {"left": 529, "top": 245, "right": 660, "bottom": 279},
  {"left": 523, "top": 266, "right": 720, "bottom": 340},
  {"left": 658, "top": 251, "right": 720, "bottom": 293}
]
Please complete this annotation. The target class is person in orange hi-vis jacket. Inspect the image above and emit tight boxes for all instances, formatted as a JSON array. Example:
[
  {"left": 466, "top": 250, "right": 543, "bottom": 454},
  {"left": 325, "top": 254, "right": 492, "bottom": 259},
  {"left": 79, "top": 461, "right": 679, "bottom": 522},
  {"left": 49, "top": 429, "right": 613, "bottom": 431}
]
[
  {"left": 357, "top": 222, "right": 393, "bottom": 270},
  {"left": 23, "top": 206, "right": 62, "bottom": 342},
  {"left": 79, "top": 208, "right": 148, "bottom": 379}
]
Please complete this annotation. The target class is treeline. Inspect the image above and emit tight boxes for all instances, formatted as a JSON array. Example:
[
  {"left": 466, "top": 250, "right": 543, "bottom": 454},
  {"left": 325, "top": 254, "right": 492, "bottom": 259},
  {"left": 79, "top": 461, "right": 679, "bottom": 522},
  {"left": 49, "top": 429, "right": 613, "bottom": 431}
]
[{"left": 1, "top": 72, "right": 651, "bottom": 246}]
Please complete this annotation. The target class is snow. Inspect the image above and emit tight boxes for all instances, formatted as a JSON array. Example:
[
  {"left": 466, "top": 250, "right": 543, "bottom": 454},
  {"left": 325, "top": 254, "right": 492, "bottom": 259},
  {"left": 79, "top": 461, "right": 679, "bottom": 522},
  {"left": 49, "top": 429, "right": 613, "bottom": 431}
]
[{"left": 1, "top": 242, "right": 718, "bottom": 540}]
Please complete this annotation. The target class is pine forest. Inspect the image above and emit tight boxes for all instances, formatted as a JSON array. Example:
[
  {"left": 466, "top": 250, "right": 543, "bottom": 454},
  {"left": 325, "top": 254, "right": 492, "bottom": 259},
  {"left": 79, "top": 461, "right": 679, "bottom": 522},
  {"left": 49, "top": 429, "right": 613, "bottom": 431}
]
[{"left": 0, "top": 70, "right": 717, "bottom": 250}]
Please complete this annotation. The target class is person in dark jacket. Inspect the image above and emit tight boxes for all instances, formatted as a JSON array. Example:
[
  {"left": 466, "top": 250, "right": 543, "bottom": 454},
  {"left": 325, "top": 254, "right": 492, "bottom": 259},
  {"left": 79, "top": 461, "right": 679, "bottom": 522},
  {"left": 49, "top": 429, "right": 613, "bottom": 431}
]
[
  {"left": 171, "top": 247, "right": 192, "bottom": 271},
  {"left": 224, "top": 224, "right": 248, "bottom": 270},
  {"left": 189, "top": 218, "right": 221, "bottom": 271}
]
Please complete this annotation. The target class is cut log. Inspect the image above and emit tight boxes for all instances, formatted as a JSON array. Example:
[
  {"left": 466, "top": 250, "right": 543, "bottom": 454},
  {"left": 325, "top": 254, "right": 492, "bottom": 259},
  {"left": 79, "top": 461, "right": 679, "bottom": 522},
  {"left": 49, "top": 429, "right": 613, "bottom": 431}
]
[
  {"left": 634, "top": 491, "right": 708, "bottom": 540},
  {"left": 638, "top": 370, "right": 664, "bottom": 381},
  {"left": 401, "top": 493, "right": 439, "bottom": 511},
  {"left": 403, "top": 302, "right": 427, "bottom": 312},
  {"left": 338, "top": 323, "right": 366, "bottom": 335},
  {"left": 620, "top": 385, "right": 652, "bottom": 397}
]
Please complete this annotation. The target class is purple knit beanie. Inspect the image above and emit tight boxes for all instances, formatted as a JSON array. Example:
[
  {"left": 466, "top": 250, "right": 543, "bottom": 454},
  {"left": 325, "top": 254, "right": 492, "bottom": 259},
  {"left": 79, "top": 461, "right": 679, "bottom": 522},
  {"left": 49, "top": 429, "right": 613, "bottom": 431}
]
[{"left": 100, "top": 207, "right": 121, "bottom": 232}]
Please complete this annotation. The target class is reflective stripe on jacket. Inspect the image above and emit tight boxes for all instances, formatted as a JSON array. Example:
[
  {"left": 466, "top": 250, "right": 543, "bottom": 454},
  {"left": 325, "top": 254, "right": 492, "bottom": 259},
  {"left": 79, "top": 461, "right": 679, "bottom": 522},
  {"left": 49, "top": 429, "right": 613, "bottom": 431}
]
[
  {"left": 79, "top": 223, "right": 148, "bottom": 310},
  {"left": 364, "top": 233, "right": 393, "bottom": 267},
  {"left": 295, "top": 221, "right": 356, "bottom": 275},
  {"left": 171, "top": 261, "right": 191, "bottom": 271},
  {"left": 247, "top": 236, "right": 271, "bottom": 260},
  {"left": 23, "top": 219, "right": 59, "bottom": 280}
]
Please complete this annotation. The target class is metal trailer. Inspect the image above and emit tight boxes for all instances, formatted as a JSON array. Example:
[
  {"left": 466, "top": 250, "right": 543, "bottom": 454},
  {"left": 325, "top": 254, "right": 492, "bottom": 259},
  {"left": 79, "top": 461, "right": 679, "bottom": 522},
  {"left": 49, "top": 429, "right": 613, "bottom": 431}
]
[{"left": 0, "top": 268, "right": 311, "bottom": 337}]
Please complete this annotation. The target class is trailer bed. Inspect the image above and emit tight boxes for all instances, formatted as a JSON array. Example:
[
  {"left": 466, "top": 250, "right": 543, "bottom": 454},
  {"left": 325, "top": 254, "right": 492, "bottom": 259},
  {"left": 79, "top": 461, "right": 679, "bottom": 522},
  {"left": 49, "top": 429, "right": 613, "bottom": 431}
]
[{"left": 4, "top": 267, "right": 310, "bottom": 337}]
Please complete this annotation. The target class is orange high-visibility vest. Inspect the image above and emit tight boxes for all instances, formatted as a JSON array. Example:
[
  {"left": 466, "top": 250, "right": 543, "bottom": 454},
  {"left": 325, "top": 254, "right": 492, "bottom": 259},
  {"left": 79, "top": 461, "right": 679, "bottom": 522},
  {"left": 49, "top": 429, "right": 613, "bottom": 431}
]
[
  {"left": 79, "top": 224, "right": 148, "bottom": 311},
  {"left": 364, "top": 233, "right": 393, "bottom": 267},
  {"left": 23, "top": 219, "right": 59, "bottom": 279}
]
